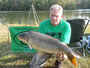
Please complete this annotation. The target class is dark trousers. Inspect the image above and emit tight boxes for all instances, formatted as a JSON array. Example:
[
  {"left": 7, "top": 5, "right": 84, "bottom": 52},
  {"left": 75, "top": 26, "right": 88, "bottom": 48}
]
[
  {"left": 54, "top": 60, "right": 62, "bottom": 68},
  {"left": 30, "top": 52, "right": 62, "bottom": 68}
]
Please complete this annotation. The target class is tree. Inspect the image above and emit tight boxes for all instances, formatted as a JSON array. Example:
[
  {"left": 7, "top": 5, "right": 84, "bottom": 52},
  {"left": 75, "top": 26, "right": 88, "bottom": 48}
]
[{"left": 56, "top": 0, "right": 77, "bottom": 9}]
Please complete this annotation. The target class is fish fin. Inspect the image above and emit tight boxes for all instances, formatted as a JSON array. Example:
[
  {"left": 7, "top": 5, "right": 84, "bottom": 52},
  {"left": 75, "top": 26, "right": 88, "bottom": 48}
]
[
  {"left": 69, "top": 56, "right": 77, "bottom": 67},
  {"left": 71, "top": 57, "right": 77, "bottom": 67},
  {"left": 72, "top": 49, "right": 82, "bottom": 58},
  {"left": 28, "top": 44, "right": 32, "bottom": 49}
]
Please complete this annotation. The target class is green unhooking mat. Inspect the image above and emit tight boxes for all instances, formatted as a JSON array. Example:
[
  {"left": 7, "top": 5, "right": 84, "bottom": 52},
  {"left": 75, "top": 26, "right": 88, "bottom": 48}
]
[{"left": 9, "top": 26, "right": 38, "bottom": 52}]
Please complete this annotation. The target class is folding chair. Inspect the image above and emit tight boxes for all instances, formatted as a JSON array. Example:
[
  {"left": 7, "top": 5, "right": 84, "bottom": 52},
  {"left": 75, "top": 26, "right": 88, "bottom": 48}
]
[
  {"left": 86, "top": 36, "right": 90, "bottom": 53},
  {"left": 67, "top": 18, "right": 90, "bottom": 57}
]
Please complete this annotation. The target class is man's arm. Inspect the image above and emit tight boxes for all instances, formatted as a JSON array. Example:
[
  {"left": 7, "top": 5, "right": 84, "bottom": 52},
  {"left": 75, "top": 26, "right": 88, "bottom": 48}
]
[
  {"left": 38, "top": 23, "right": 45, "bottom": 34},
  {"left": 60, "top": 23, "right": 71, "bottom": 44}
]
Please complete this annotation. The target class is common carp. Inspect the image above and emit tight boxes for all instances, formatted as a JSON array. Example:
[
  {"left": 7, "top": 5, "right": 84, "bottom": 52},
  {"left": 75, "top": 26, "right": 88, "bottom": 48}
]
[{"left": 18, "top": 31, "right": 81, "bottom": 67}]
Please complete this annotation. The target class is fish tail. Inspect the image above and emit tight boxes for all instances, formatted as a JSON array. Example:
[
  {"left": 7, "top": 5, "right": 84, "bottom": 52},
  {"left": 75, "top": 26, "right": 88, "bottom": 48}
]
[
  {"left": 68, "top": 56, "right": 77, "bottom": 67},
  {"left": 71, "top": 57, "right": 77, "bottom": 67}
]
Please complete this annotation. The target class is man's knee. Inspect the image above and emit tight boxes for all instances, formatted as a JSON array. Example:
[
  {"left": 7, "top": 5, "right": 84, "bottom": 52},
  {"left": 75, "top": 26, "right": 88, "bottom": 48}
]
[{"left": 30, "top": 53, "right": 51, "bottom": 68}]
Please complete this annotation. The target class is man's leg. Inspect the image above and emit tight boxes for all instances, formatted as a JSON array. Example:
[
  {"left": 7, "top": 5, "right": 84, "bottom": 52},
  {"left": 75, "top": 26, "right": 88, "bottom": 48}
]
[
  {"left": 54, "top": 60, "right": 62, "bottom": 68},
  {"left": 30, "top": 52, "right": 51, "bottom": 68}
]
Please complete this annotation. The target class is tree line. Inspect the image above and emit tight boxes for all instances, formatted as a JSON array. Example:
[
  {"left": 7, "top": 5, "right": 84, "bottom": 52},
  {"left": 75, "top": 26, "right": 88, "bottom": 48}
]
[{"left": 0, "top": 0, "right": 90, "bottom": 11}]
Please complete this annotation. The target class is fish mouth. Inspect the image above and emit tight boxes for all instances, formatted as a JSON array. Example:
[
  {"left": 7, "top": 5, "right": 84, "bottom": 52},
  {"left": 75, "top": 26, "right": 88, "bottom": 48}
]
[
  {"left": 18, "top": 32, "right": 32, "bottom": 49},
  {"left": 18, "top": 36, "right": 22, "bottom": 41},
  {"left": 18, "top": 33, "right": 25, "bottom": 40},
  {"left": 17, "top": 33, "right": 28, "bottom": 43}
]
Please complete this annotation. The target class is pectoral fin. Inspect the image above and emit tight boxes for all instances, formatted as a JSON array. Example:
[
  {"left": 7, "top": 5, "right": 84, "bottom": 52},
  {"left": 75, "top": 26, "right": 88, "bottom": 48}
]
[{"left": 28, "top": 43, "right": 32, "bottom": 49}]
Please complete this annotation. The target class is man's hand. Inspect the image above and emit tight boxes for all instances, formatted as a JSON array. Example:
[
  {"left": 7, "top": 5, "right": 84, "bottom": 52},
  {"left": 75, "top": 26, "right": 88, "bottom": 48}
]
[{"left": 56, "top": 51, "right": 67, "bottom": 61}]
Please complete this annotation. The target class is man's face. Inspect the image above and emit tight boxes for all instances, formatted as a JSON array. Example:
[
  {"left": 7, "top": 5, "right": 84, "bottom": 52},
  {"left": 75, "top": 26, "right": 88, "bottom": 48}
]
[{"left": 50, "top": 9, "right": 62, "bottom": 26}]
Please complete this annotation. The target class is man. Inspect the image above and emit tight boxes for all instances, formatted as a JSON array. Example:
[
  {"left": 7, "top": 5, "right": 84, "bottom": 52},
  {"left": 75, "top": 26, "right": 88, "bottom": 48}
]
[{"left": 30, "top": 4, "right": 71, "bottom": 68}]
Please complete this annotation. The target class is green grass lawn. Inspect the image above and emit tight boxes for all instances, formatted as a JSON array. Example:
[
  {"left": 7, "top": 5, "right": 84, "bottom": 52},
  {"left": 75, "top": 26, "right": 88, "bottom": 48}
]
[{"left": 0, "top": 24, "right": 90, "bottom": 68}]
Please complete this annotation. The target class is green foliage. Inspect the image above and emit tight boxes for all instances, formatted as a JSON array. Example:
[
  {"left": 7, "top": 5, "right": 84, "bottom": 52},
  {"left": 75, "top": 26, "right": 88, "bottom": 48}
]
[
  {"left": 77, "top": 0, "right": 90, "bottom": 9},
  {"left": 0, "top": 0, "right": 32, "bottom": 11},
  {"left": 0, "top": 0, "right": 90, "bottom": 11},
  {"left": 34, "top": 0, "right": 57, "bottom": 10},
  {"left": 57, "top": 0, "right": 77, "bottom": 9},
  {"left": 0, "top": 0, "right": 57, "bottom": 11}
]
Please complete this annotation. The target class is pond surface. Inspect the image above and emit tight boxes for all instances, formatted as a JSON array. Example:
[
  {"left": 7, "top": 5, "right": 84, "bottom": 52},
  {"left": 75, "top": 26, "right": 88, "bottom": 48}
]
[{"left": 0, "top": 9, "right": 90, "bottom": 25}]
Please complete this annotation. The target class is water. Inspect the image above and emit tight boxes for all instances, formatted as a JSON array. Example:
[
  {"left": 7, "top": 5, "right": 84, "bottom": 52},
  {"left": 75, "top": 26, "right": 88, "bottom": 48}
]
[{"left": 0, "top": 9, "right": 90, "bottom": 25}]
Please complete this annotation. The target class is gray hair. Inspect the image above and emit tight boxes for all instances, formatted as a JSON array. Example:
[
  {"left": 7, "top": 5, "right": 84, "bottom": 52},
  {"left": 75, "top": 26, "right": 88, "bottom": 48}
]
[{"left": 50, "top": 4, "right": 63, "bottom": 15}]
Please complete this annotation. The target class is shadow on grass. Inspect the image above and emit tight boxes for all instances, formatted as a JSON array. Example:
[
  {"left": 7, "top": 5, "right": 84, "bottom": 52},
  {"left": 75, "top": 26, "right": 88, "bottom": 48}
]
[{"left": 0, "top": 41, "right": 36, "bottom": 68}]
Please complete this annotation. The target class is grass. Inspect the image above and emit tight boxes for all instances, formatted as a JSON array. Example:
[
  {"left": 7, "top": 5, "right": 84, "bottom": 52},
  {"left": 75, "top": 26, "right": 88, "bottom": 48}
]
[{"left": 0, "top": 24, "right": 90, "bottom": 68}]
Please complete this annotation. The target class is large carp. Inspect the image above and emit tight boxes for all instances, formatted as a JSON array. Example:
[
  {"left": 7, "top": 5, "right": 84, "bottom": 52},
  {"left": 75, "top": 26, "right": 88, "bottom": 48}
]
[{"left": 18, "top": 31, "right": 81, "bottom": 67}]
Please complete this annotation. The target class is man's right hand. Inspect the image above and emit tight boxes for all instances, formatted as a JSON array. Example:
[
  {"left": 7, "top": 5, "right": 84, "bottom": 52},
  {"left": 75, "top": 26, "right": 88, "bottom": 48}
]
[{"left": 56, "top": 51, "right": 67, "bottom": 61}]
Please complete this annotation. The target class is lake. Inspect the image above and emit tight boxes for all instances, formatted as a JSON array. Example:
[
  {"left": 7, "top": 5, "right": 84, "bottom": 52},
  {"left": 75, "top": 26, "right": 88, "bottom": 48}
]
[{"left": 0, "top": 9, "right": 90, "bottom": 25}]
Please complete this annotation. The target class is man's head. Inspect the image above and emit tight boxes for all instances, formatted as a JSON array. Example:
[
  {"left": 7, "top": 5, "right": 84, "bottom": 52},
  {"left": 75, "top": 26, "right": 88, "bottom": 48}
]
[{"left": 50, "top": 4, "right": 63, "bottom": 26}]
